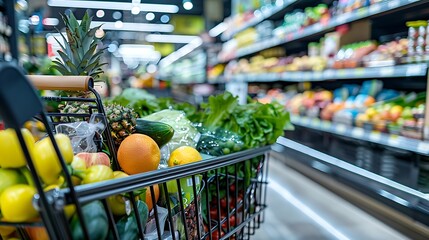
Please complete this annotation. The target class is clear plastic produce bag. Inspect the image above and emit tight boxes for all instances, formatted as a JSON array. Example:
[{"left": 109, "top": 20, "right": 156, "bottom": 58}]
[
  {"left": 195, "top": 125, "right": 244, "bottom": 156},
  {"left": 143, "top": 109, "right": 200, "bottom": 152},
  {"left": 55, "top": 113, "right": 106, "bottom": 153}
]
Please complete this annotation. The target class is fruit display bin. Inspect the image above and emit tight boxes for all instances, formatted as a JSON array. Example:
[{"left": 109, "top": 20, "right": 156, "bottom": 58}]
[{"left": 0, "top": 64, "right": 271, "bottom": 240}]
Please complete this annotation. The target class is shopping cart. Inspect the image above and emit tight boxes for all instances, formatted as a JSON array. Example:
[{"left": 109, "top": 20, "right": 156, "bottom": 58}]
[{"left": 0, "top": 64, "right": 271, "bottom": 240}]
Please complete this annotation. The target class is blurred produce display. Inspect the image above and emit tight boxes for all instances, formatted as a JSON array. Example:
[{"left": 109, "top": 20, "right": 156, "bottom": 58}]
[{"left": 255, "top": 80, "right": 425, "bottom": 139}]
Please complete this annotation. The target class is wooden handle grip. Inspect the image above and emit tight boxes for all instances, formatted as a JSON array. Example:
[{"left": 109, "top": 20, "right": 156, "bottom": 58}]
[{"left": 26, "top": 75, "right": 93, "bottom": 91}]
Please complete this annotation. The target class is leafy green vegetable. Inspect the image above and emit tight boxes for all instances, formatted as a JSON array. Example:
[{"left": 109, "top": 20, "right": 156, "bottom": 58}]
[
  {"left": 200, "top": 92, "right": 292, "bottom": 149},
  {"left": 114, "top": 200, "right": 149, "bottom": 240},
  {"left": 202, "top": 92, "right": 238, "bottom": 130}
]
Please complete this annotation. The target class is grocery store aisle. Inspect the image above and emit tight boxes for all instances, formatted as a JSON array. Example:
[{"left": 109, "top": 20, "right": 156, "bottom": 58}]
[{"left": 253, "top": 155, "right": 407, "bottom": 240}]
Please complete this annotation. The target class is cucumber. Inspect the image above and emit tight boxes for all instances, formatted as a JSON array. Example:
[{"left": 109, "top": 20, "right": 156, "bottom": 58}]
[{"left": 135, "top": 119, "right": 174, "bottom": 147}]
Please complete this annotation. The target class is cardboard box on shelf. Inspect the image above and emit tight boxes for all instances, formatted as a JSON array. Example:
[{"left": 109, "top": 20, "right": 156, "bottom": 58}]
[{"left": 322, "top": 20, "right": 371, "bottom": 58}]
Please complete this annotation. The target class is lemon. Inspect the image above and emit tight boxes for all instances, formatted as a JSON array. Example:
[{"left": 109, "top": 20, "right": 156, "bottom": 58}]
[{"left": 168, "top": 146, "right": 202, "bottom": 167}]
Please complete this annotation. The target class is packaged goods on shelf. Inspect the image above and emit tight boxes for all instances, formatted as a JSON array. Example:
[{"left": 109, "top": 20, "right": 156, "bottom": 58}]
[
  {"left": 333, "top": 41, "right": 378, "bottom": 69},
  {"left": 255, "top": 80, "right": 425, "bottom": 139},
  {"left": 405, "top": 20, "right": 429, "bottom": 63},
  {"left": 363, "top": 39, "right": 408, "bottom": 67}
]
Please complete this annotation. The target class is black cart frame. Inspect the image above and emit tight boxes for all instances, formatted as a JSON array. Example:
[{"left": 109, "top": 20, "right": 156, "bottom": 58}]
[{"left": 0, "top": 64, "right": 271, "bottom": 240}]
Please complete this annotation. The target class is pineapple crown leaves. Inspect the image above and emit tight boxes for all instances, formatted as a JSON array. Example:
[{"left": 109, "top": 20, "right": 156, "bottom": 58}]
[{"left": 51, "top": 10, "right": 107, "bottom": 81}]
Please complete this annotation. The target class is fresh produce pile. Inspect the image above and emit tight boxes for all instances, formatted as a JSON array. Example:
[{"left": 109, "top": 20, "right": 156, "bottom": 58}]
[{"left": 0, "top": 89, "right": 291, "bottom": 239}]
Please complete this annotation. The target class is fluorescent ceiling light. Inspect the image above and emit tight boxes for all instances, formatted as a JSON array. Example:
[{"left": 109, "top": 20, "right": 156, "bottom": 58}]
[
  {"left": 42, "top": 18, "right": 59, "bottom": 26},
  {"left": 209, "top": 22, "right": 227, "bottom": 37},
  {"left": 47, "top": 0, "right": 179, "bottom": 13},
  {"left": 116, "top": 44, "right": 161, "bottom": 62},
  {"left": 90, "top": 21, "right": 174, "bottom": 33},
  {"left": 146, "top": 12, "right": 155, "bottom": 21},
  {"left": 159, "top": 37, "right": 203, "bottom": 67},
  {"left": 183, "top": 0, "right": 193, "bottom": 10},
  {"left": 146, "top": 34, "right": 200, "bottom": 43}
]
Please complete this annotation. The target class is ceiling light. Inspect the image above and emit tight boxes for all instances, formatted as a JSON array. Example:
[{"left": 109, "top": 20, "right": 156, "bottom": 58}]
[
  {"left": 146, "top": 12, "right": 155, "bottom": 21},
  {"left": 95, "top": 28, "right": 105, "bottom": 38},
  {"left": 117, "top": 44, "right": 161, "bottom": 62},
  {"left": 183, "top": 0, "right": 193, "bottom": 10},
  {"left": 114, "top": 20, "right": 123, "bottom": 29},
  {"left": 146, "top": 34, "right": 200, "bottom": 43},
  {"left": 147, "top": 64, "right": 157, "bottom": 73},
  {"left": 96, "top": 10, "right": 105, "bottom": 18},
  {"left": 131, "top": 6, "right": 140, "bottom": 15},
  {"left": 29, "top": 15, "right": 40, "bottom": 25},
  {"left": 112, "top": 11, "right": 122, "bottom": 20},
  {"left": 108, "top": 43, "right": 118, "bottom": 53},
  {"left": 209, "top": 22, "right": 227, "bottom": 37},
  {"left": 42, "top": 18, "right": 59, "bottom": 26},
  {"left": 90, "top": 21, "right": 174, "bottom": 32},
  {"left": 47, "top": 0, "right": 179, "bottom": 13},
  {"left": 160, "top": 15, "right": 170, "bottom": 23}
]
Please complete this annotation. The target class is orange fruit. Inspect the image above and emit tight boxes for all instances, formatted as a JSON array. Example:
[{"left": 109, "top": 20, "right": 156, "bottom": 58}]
[
  {"left": 168, "top": 146, "right": 202, "bottom": 167},
  {"left": 143, "top": 184, "right": 160, "bottom": 212},
  {"left": 117, "top": 134, "right": 160, "bottom": 175}
]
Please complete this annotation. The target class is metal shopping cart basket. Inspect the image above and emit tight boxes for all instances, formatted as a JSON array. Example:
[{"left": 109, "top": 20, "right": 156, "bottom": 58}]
[{"left": 0, "top": 64, "right": 271, "bottom": 240}]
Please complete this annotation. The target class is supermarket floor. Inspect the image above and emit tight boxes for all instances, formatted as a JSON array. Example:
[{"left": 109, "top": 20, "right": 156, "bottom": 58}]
[{"left": 253, "top": 155, "right": 407, "bottom": 240}]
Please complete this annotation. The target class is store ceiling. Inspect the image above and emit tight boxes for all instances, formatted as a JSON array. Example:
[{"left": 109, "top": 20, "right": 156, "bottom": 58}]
[{"left": 46, "top": 0, "right": 204, "bottom": 23}]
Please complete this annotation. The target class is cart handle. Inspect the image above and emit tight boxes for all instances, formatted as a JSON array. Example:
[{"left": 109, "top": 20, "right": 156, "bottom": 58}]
[{"left": 26, "top": 75, "right": 94, "bottom": 91}]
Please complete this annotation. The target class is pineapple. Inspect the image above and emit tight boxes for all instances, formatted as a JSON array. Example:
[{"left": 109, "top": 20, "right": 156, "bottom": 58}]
[
  {"left": 105, "top": 104, "right": 139, "bottom": 148},
  {"left": 51, "top": 10, "right": 106, "bottom": 97},
  {"left": 54, "top": 11, "right": 137, "bottom": 147}
]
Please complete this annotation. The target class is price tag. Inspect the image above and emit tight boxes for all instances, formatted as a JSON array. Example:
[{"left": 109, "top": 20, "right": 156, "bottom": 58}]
[
  {"left": 380, "top": 67, "right": 394, "bottom": 76},
  {"left": 290, "top": 72, "right": 299, "bottom": 81},
  {"left": 417, "top": 142, "right": 429, "bottom": 153},
  {"left": 352, "top": 128, "right": 365, "bottom": 138},
  {"left": 313, "top": 71, "right": 323, "bottom": 80},
  {"left": 321, "top": 121, "right": 332, "bottom": 129},
  {"left": 387, "top": 135, "right": 399, "bottom": 146},
  {"left": 338, "top": 69, "right": 347, "bottom": 77},
  {"left": 313, "top": 23, "right": 323, "bottom": 32},
  {"left": 301, "top": 117, "right": 310, "bottom": 125},
  {"left": 311, "top": 118, "right": 320, "bottom": 127},
  {"left": 369, "top": 4, "right": 382, "bottom": 13},
  {"left": 336, "top": 13, "right": 350, "bottom": 24},
  {"left": 324, "top": 69, "right": 334, "bottom": 79},
  {"left": 281, "top": 72, "right": 289, "bottom": 80},
  {"left": 336, "top": 124, "right": 347, "bottom": 133},
  {"left": 303, "top": 72, "right": 311, "bottom": 80},
  {"left": 357, "top": 7, "right": 368, "bottom": 17},
  {"left": 355, "top": 68, "right": 365, "bottom": 76},
  {"left": 369, "top": 131, "right": 381, "bottom": 141},
  {"left": 406, "top": 65, "right": 422, "bottom": 76},
  {"left": 388, "top": 0, "right": 400, "bottom": 9}
]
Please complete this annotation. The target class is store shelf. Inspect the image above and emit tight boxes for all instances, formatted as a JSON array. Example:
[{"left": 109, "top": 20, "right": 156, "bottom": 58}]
[
  {"left": 216, "top": 0, "right": 423, "bottom": 63},
  {"left": 291, "top": 115, "right": 429, "bottom": 156},
  {"left": 210, "top": 63, "right": 428, "bottom": 84},
  {"left": 221, "top": 0, "right": 298, "bottom": 41},
  {"left": 275, "top": 137, "right": 429, "bottom": 227}
]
